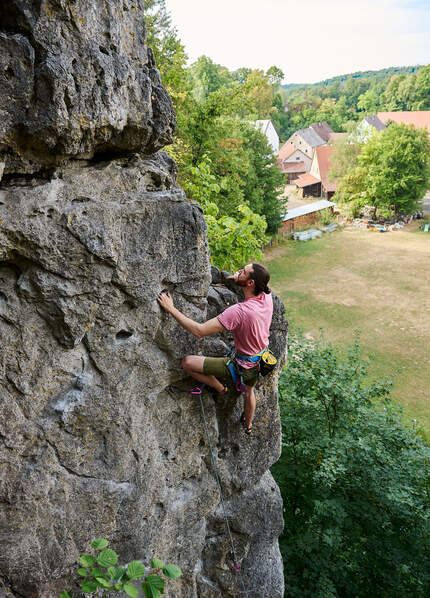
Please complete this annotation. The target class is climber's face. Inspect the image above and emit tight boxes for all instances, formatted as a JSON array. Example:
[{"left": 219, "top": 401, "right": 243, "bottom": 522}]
[{"left": 237, "top": 264, "right": 254, "bottom": 289}]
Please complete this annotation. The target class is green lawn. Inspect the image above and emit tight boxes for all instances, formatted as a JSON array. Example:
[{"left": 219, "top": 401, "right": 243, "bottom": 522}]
[{"left": 264, "top": 221, "right": 430, "bottom": 433}]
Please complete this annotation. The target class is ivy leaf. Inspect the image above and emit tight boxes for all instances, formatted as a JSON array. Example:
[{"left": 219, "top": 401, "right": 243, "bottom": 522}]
[
  {"left": 91, "top": 568, "right": 108, "bottom": 579},
  {"left": 126, "top": 560, "right": 146, "bottom": 580},
  {"left": 95, "top": 577, "right": 112, "bottom": 589},
  {"left": 80, "top": 580, "right": 98, "bottom": 593},
  {"left": 150, "top": 558, "right": 165, "bottom": 569},
  {"left": 123, "top": 582, "right": 139, "bottom": 598},
  {"left": 77, "top": 568, "right": 88, "bottom": 576},
  {"left": 97, "top": 549, "right": 118, "bottom": 568},
  {"left": 111, "top": 566, "right": 126, "bottom": 581},
  {"left": 91, "top": 538, "right": 109, "bottom": 550},
  {"left": 79, "top": 554, "right": 96, "bottom": 568},
  {"left": 142, "top": 574, "right": 165, "bottom": 598},
  {"left": 162, "top": 564, "right": 182, "bottom": 579},
  {"left": 60, "top": 592, "right": 71, "bottom": 598}
]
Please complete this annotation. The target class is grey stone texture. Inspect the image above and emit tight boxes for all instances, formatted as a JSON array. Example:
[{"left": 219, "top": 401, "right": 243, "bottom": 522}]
[
  {"left": 0, "top": 2, "right": 288, "bottom": 597},
  {"left": 0, "top": 0, "right": 176, "bottom": 174}
]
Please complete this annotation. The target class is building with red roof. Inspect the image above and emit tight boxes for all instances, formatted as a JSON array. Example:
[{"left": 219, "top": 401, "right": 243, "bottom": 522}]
[
  {"left": 377, "top": 111, "right": 430, "bottom": 138},
  {"left": 295, "top": 145, "right": 338, "bottom": 199}
]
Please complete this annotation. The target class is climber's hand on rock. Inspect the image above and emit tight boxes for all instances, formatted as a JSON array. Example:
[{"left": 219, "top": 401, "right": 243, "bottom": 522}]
[{"left": 158, "top": 291, "right": 174, "bottom": 313}]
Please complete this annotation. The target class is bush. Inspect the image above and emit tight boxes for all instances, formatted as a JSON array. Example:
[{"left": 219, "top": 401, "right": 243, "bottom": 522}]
[
  {"left": 60, "top": 539, "right": 182, "bottom": 598},
  {"left": 272, "top": 335, "right": 430, "bottom": 598}
]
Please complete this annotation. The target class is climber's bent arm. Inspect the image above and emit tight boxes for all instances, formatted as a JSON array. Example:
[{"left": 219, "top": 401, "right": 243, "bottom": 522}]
[
  {"left": 168, "top": 308, "right": 223, "bottom": 338},
  {"left": 158, "top": 292, "right": 224, "bottom": 338}
]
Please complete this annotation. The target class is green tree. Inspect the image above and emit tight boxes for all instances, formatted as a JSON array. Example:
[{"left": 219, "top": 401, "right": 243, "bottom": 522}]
[
  {"left": 413, "top": 64, "right": 430, "bottom": 110},
  {"left": 357, "top": 88, "right": 378, "bottom": 114},
  {"left": 272, "top": 335, "right": 430, "bottom": 598},
  {"left": 243, "top": 69, "right": 274, "bottom": 118},
  {"left": 382, "top": 74, "right": 407, "bottom": 110},
  {"left": 336, "top": 123, "right": 430, "bottom": 216},
  {"left": 144, "top": 0, "right": 190, "bottom": 109},
  {"left": 189, "top": 55, "right": 234, "bottom": 102},
  {"left": 266, "top": 65, "right": 285, "bottom": 87},
  {"left": 241, "top": 124, "right": 285, "bottom": 233},
  {"left": 206, "top": 205, "right": 267, "bottom": 271}
]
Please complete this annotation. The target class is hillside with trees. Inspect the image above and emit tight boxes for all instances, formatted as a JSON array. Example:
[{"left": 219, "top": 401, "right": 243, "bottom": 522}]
[
  {"left": 283, "top": 65, "right": 421, "bottom": 90},
  {"left": 276, "top": 64, "right": 430, "bottom": 140}
]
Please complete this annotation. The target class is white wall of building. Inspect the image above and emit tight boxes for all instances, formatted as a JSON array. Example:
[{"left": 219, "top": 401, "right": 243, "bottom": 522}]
[{"left": 254, "top": 120, "right": 280, "bottom": 154}]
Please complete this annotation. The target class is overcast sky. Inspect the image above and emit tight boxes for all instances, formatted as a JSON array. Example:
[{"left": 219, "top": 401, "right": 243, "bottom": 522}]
[{"left": 164, "top": 0, "right": 430, "bottom": 84}]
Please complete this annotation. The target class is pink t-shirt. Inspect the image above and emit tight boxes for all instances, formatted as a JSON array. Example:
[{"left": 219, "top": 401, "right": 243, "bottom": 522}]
[{"left": 217, "top": 292, "right": 273, "bottom": 369}]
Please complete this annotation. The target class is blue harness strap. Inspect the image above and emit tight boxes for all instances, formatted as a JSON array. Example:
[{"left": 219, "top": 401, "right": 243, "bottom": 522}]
[{"left": 226, "top": 348, "right": 266, "bottom": 392}]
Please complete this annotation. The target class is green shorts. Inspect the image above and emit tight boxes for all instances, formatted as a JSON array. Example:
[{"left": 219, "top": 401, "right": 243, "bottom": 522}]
[{"left": 203, "top": 357, "right": 259, "bottom": 388}]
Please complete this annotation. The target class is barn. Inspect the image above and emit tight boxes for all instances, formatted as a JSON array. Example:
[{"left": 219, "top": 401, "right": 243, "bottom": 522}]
[{"left": 279, "top": 200, "right": 335, "bottom": 234}]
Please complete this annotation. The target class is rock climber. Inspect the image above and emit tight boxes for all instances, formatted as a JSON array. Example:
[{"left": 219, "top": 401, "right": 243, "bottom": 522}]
[{"left": 157, "top": 263, "right": 273, "bottom": 435}]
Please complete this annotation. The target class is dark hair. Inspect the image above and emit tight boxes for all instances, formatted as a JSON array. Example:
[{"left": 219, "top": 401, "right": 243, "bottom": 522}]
[{"left": 250, "top": 263, "right": 270, "bottom": 295}]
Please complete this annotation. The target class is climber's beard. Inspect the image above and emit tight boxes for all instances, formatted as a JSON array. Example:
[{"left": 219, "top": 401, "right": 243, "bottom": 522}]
[{"left": 237, "top": 275, "right": 250, "bottom": 288}]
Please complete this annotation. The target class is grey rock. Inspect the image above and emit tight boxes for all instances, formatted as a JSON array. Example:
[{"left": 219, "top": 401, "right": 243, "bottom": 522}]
[
  {"left": 0, "top": 1, "right": 176, "bottom": 173},
  {"left": 0, "top": 4, "right": 288, "bottom": 597},
  {"left": 0, "top": 159, "right": 288, "bottom": 596}
]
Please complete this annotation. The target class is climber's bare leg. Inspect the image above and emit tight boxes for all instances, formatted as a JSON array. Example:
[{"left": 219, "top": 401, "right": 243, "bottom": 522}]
[
  {"left": 243, "top": 385, "right": 256, "bottom": 428},
  {"left": 181, "top": 355, "right": 225, "bottom": 392}
]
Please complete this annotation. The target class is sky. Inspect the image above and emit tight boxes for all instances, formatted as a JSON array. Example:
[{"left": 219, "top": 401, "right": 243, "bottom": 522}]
[{"left": 164, "top": 0, "right": 430, "bottom": 84}]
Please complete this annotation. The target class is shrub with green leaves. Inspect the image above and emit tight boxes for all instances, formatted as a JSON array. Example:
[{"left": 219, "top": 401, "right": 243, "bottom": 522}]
[
  {"left": 272, "top": 334, "right": 430, "bottom": 598},
  {"left": 206, "top": 204, "right": 267, "bottom": 271},
  {"left": 60, "top": 539, "right": 181, "bottom": 598}
]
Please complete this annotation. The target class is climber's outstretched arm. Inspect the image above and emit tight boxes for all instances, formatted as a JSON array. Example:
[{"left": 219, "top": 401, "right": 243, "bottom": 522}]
[{"left": 158, "top": 292, "right": 224, "bottom": 338}]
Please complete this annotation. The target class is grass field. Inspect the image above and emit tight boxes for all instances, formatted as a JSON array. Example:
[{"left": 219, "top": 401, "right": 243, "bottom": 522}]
[{"left": 264, "top": 220, "right": 430, "bottom": 433}]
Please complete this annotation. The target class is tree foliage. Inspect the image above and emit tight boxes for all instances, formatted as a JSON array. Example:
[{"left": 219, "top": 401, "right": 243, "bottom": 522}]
[
  {"left": 272, "top": 335, "right": 430, "bottom": 598},
  {"left": 144, "top": 2, "right": 286, "bottom": 269},
  {"left": 206, "top": 205, "right": 267, "bottom": 272},
  {"left": 335, "top": 123, "right": 430, "bottom": 216}
]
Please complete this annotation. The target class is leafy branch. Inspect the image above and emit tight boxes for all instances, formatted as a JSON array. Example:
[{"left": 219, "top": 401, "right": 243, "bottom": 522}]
[{"left": 60, "top": 539, "right": 182, "bottom": 598}]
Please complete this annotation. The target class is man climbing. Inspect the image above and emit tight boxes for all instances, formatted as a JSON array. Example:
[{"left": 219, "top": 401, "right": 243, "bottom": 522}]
[{"left": 157, "top": 263, "right": 273, "bottom": 435}]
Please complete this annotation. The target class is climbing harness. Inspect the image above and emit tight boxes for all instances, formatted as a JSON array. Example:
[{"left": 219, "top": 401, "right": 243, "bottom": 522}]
[
  {"left": 226, "top": 346, "right": 277, "bottom": 392},
  {"left": 168, "top": 383, "right": 247, "bottom": 594},
  {"left": 225, "top": 347, "right": 265, "bottom": 393}
]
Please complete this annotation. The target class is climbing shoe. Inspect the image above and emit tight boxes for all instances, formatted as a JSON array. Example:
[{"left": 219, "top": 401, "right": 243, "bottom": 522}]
[
  {"left": 240, "top": 412, "right": 252, "bottom": 435},
  {"left": 208, "top": 384, "right": 228, "bottom": 399}
]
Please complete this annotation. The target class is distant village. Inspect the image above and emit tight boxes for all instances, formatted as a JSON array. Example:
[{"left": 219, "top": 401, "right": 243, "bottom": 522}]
[{"left": 255, "top": 111, "right": 430, "bottom": 234}]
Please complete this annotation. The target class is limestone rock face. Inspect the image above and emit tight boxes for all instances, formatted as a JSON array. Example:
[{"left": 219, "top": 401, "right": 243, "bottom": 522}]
[
  {"left": 0, "top": 3, "right": 288, "bottom": 597},
  {"left": 0, "top": 0, "right": 175, "bottom": 174}
]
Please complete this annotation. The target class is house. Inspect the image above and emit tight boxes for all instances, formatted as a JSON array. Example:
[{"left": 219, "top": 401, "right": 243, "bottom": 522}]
[
  {"left": 278, "top": 160, "right": 306, "bottom": 183},
  {"left": 294, "top": 173, "right": 321, "bottom": 198},
  {"left": 294, "top": 145, "right": 337, "bottom": 200},
  {"left": 357, "top": 112, "right": 430, "bottom": 142},
  {"left": 277, "top": 141, "right": 312, "bottom": 176},
  {"left": 280, "top": 199, "right": 335, "bottom": 234},
  {"left": 309, "top": 121, "right": 334, "bottom": 143},
  {"left": 356, "top": 115, "right": 386, "bottom": 142},
  {"left": 253, "top": 119, "right": 280, "bottom": 154},
  {"left": 312, "top": 146, "right": 337, "bottom": 199},
  {"left": 278, "top": 122, "right": 334, "bottom": 169},
  {"left": 377, "top": 111, "right": 430, "bottom": 138}
]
